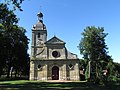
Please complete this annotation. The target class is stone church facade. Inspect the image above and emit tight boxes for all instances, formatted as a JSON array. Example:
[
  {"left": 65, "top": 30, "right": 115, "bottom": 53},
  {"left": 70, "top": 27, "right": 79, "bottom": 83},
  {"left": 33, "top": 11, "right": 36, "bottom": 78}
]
[{"left": 29, "top": 12, "right": 80, "bottom": 81}]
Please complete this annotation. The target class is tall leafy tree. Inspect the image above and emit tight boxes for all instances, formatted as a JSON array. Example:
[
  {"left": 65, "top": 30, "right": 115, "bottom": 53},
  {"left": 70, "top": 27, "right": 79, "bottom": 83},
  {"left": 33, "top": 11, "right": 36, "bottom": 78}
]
[
  {"left": 78, "top": 26, "right": 112, "bottom": 83},
  {"left": 0, "top": 1, "right": 29, "bottom": 78}
]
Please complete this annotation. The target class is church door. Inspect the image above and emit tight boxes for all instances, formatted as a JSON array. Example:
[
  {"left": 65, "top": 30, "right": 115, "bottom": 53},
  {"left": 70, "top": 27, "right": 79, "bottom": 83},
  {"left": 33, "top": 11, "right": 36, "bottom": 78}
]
[{"left": 52, "top": 66, "right": 59, "bottom": 80}]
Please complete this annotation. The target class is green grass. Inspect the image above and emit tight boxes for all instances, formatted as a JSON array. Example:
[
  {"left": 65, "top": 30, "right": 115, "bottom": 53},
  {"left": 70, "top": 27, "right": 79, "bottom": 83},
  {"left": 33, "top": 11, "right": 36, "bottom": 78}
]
[{"left": 0, "top": 80, "right": 120, "bottom": 90}]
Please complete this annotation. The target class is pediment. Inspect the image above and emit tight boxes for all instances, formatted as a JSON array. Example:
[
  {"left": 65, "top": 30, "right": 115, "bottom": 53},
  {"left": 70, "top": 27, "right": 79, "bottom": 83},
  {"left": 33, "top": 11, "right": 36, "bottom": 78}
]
[{"left": 46, "top": 36, "right": 65, "bottom": 44}]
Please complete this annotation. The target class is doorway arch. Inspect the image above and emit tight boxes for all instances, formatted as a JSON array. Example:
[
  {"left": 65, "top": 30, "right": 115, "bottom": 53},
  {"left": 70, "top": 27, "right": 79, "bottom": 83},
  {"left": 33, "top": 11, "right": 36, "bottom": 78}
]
[{"left": 52, "top": 66, "right": 59, "bottom": 80}]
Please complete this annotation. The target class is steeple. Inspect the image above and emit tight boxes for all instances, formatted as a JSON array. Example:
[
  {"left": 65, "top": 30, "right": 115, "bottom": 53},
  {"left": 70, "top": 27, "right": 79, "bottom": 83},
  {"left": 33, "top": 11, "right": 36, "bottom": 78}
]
[
  {"left": 32, "top": 12, "right": 46, "bottom": 30},
  {"left": 31, "top": 12, "right": 47, "bottom": 56}
]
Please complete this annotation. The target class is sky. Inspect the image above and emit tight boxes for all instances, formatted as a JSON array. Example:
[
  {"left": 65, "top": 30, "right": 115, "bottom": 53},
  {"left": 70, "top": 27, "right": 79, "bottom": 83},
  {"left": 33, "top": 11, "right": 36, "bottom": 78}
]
[{"left": 1, "top": 0, "right": 120, "bottom": 63}]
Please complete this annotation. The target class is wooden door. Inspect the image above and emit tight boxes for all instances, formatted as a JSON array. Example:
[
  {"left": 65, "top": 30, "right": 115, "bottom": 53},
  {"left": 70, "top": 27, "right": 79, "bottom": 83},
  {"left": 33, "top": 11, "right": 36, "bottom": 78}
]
[{"left": 52, "top": 66, "right": 59, "bottom": 80}]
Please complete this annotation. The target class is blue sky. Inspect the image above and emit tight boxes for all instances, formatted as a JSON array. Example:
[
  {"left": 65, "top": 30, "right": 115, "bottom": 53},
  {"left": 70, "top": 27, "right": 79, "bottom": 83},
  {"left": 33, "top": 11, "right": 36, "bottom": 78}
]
[{"left": 2, "top": 0, "right": 120, "bottom": 63}]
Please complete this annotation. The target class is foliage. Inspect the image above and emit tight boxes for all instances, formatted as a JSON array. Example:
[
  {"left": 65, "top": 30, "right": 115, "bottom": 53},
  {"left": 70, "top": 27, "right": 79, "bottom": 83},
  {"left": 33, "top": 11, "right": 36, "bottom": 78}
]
[
  {"left": 79, "top": 59, "right": 88, "bottom": 70},
  {"left": 102, "top": 62, "right": 120, "bottom": 86},
  {"left": 85, "top": 63, "right": 89, "bottom": 79},
  {"left": 78, "top": 26, "right": 114, "bottom": 84},
  {"left": 79, "top": 59, "right": 88, "bottom": 80},
  {"left": 113, "top": 62, "right": 120, "bottom": 78},
  {"left": 2, "top": 0, "right": 24, "bottom": 11},
  {"left": 0, "top": 1, "right": 29, "bottom": 78},
  {"left": 79, "top": 26, "right": 108, "bottom": 61}
]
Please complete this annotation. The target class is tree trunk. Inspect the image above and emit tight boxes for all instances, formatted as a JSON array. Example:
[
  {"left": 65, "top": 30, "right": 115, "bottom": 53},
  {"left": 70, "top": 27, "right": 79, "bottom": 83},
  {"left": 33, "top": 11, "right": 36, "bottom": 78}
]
[
  {"left": 96, "top": 63, "right": 98, "bottom": 78},
  {"left": 88, "top": 61, "right": 91, "bottom": 78},
  {"left": 7, "top": 60, "right": 12, "bottom": 78},
  {"left": 0, "top": 68, "right": 2, "bottom": 78},
  {"left": 15, "top": 69, "right": 17, "bottom": 78},
  {"left": 7, "top": 66, "right": 11, "bottom": 78}
]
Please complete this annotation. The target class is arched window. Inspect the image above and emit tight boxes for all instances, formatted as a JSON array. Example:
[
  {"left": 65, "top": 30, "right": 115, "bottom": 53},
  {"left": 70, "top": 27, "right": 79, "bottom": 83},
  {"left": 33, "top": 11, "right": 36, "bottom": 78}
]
[{"left": 38, "top": 33, "right": 40, "bottom": 38}]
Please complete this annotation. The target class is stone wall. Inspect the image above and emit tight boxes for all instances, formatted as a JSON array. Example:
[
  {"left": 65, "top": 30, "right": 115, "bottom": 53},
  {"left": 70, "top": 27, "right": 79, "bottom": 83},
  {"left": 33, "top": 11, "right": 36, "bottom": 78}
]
[{"left": 29, "top": 59, "right": 80, "bottom": 81}]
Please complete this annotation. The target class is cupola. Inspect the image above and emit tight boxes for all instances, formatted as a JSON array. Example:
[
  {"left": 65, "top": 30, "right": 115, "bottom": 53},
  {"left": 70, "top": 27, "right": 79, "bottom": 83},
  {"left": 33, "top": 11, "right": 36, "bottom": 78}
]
[{"left": 32, "top": 12, "right": 46, "bottom": 30}]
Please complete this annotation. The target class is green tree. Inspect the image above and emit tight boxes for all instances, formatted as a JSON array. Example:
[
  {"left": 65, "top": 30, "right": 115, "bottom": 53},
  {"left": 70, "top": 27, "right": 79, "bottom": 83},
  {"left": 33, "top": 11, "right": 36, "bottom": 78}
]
[
  {"left": 2, "top": 0, "right": 24, "bottom": 11},
  {"left": 0, "top": 1, "right": 29, "bottom": 78},
  {"left": 78, "top": 26, "right": 112, "bottom": 84},
  {"left": 113, "top": 62, "right": 120, "bottom": 77}
]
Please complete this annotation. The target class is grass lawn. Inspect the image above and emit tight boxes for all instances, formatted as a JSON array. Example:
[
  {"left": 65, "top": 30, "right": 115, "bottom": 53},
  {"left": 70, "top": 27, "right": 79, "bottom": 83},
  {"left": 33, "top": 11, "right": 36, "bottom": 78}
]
[{"left": 0, "top": 80, "right": 120, "bottom": 90}]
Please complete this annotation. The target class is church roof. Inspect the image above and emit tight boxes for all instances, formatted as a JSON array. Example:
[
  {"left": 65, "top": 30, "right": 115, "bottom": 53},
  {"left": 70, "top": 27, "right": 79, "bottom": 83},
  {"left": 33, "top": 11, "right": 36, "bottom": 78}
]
[
  {"left": 46, "top": 36, "right": 66, "bottom": 45},
  {"left": 32, "top": 21, "right": 44, "bottom": 30}
]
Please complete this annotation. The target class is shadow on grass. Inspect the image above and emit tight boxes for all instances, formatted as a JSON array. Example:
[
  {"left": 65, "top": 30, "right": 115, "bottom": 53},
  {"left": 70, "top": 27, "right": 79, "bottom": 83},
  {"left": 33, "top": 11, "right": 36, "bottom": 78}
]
[
  {"left": 0, "top": 77, "right": 29, "bottom": 81},
  {"left": 0, "top": 81, "right": 120, "bottom": 90}
]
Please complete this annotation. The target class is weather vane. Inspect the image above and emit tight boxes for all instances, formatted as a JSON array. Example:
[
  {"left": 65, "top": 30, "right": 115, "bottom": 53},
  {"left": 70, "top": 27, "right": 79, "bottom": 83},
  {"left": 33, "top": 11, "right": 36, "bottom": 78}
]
[{"left": 37, "top": 5, "right": 43, "bottom": 21}]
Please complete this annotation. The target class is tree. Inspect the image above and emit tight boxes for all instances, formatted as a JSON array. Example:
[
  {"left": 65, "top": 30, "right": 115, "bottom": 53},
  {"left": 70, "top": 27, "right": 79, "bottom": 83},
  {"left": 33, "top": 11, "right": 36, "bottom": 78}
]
[
  {"left": 2, "top": 0, "right": 24, "bottom": 11},
  {"left": 0, "top": 1, "right": 29, "bottom": 78},
  {"left": 79, "top": 59, "right": 88, "bottom": 80},
  {"left": 78, "top": 26, "right": 112, "bottom": 84},
  {"left": 114, "top": 62, "right": 120, "bottom": 77}
]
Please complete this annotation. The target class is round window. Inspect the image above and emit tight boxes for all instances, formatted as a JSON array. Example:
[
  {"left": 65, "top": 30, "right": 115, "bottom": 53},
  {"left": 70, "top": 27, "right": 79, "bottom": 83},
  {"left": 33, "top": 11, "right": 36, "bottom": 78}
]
[
  {"left": 52, "top": 51, "right": 60, "bottom": 58},
  {"left": 69, "top": 64, "right": 73, "bottom": 69},
  {"left": 69, "top": 64, "right": 73, "bottom": 68},
  {"left": 38, "top": 64, "right": 41, "bottom": 68}
]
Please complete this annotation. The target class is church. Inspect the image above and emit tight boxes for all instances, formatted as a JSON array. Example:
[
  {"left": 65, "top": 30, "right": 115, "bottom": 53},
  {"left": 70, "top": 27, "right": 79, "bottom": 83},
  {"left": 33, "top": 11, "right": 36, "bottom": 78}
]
[{"left": 29, "top": 12, "right": 80, "bottom": 81}]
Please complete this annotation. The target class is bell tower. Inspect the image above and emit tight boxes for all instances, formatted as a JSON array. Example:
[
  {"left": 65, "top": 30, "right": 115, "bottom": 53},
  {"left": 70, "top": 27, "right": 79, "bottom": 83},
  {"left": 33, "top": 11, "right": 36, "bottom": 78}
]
[{"left": 31, "top": 12, "right": 47, "bottom": 57}]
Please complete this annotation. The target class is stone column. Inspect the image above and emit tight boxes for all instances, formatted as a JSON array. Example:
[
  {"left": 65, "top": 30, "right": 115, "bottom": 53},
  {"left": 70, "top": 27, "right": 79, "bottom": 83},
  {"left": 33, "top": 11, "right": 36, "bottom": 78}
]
[
  {"left": 41, "top": 64, "right": 47, "bottom": 80},
  {"left": 44, "top": 64, "right": 48, "bottom": 80},
  {"left": 75, "top": 63, "right": 80, "bottom": 80},
  {"left": 63, "top": 64, "right": 67, "bottom": 80},
  {"left": 32, "top": 32, "right": 35, "bottom": 46},
  {"left": 29, "top": 61, "right": 35, "bottom": 80},
  {"left": 31, "top": 32, "right": 37, "bottom": 56}
]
